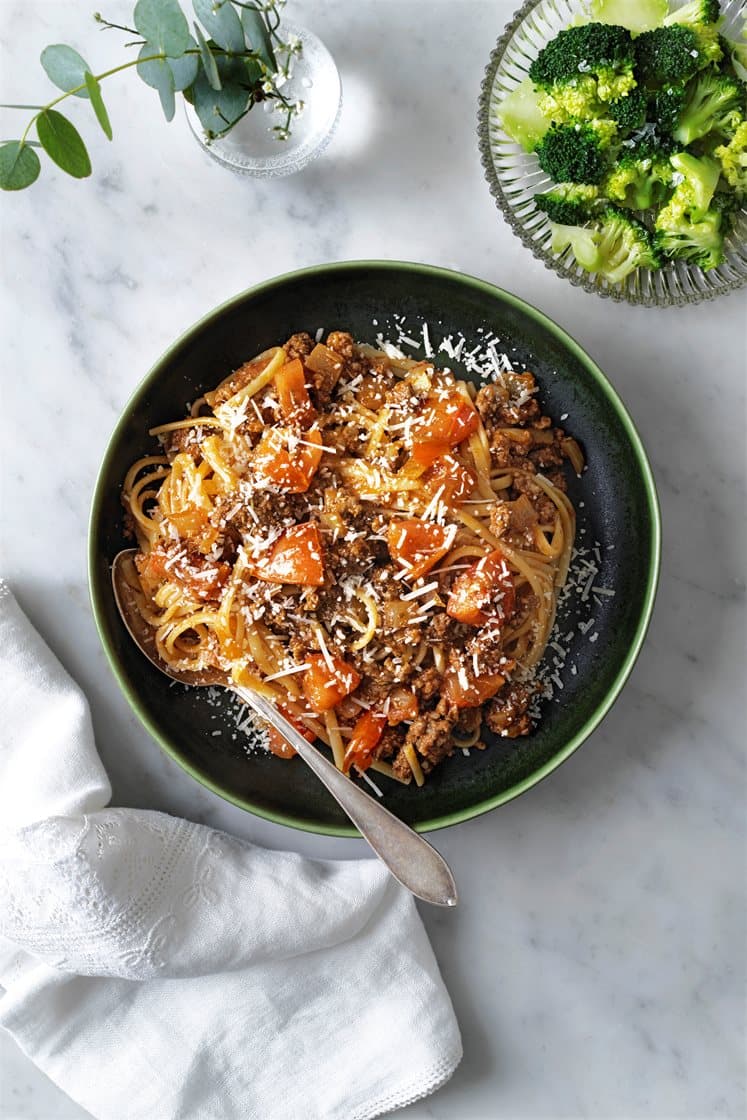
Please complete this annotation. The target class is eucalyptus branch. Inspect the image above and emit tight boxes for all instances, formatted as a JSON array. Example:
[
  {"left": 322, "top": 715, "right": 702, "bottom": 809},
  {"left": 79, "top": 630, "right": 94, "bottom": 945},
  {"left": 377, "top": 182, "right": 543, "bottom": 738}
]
[{"left": 0, "top": 0, "right": 304, "bottom": 192}]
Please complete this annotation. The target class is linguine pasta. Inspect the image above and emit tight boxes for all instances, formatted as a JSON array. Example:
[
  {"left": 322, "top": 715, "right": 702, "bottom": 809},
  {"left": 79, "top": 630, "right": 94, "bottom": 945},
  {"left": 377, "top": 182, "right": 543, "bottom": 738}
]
[{"left": 122, "top": 330, "right": 583, "bottom": 786}]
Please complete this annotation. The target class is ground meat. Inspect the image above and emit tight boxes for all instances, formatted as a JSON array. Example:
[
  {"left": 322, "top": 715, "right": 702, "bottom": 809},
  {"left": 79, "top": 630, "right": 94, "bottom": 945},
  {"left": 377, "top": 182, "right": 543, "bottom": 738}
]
[
  {"left": 490, "top": 429, "right": 533, "bottom": 471},
  {"left": 411, "top": 666, "right": 444, "bottom": 704},
  {"left": 485, "top": 681, "right": 535, "bottom": 738},
  {"left": 284, "top": 332, "right": 314, "bottom": 361},
  {"left": 466, "top": 626, "right": 512, "bottom": 676},
  {"left": 489, "top": 501, "right": 511, "bottom": 539},
  {"left": 528, "top": 433, "right": 565, "bottom": 471},
  {"left": 510, "top": 474, "right": 557, "bottom": 525},
  {"left": 475, "top": 375, "right": 543, "bottom": 429},
  {"left": 160, "top": 425, "right": 204, "bottom": 462},
  {"left": 375, "top": 726, "right": 405, "bottom": 762},
  {"left": 400, "top": 696, "right": 459, "bottom": 775},
  {"left": 209, "top": 359, "right": 265, "bottom": 407}
]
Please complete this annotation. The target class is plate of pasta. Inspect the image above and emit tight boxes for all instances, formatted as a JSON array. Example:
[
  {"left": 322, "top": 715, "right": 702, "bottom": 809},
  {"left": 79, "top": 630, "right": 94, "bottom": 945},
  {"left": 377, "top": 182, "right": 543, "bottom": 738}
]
[{"left": 90, "top": 261, "right": 660, "bottom": 834}]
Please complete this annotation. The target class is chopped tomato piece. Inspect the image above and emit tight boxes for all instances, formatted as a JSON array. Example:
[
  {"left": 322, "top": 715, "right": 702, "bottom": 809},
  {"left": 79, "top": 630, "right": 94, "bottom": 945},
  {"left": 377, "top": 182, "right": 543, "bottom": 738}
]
[
  {"left": 253, "top": 426, "right": 323, "bottom": 493},
  {"left": 266, "top": 705, "right": 316, "bottom": 759},
  {"left": 387, "top": 519, "right": 452, "bottom": 580},
  {"left": 387, "top": 688, "right": 419, "bottom": 724},
  {"left": 274, "top": 358, "right": 316, "bottom": 427},
  {"left": 408, "top": 440, "right": 451, "bottom": 470},
  {"left": 446, "top": 548, "right": 516, "bottom": 626},
  {"left": 419, "top": 392, "right": 479, "bottom": 446},
  {"left": 445, "top": 668, "right": 506, "bottom": 709},
  {"left": 251, "top": 523, "right": 324, "bottom": 586},
  {"left": 342, "top": 709, "right": 387, "bottom": 774},
  {"left": 423, "top": 455, "right": 476, "bottom": 505},
  {"left": 302, "top": 653, "right": 362, "bottom": 712}
]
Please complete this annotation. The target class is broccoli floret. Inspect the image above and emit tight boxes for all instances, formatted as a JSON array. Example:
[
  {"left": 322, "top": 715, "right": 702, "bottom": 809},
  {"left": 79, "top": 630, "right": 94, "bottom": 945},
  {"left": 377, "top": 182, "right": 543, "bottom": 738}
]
[
  {"left": 534, "top": 183, "right": 601, "bottom": 223},
  {"left": 710, "top": 189, "right": 739, "bottom": 234},
  {"left": 549, "top": 221, "right": 603, "bottom": 270},
  {"left": 498, "top": 78, "right": 551, "bottom": 152},
  {"left": 669, "top": 150, "right": 722, "bottom": 212},
  {"left": 662, "top": 1, "right": 721, "bottom": 29},
  {"left": 714, "top": 119, "right": 747, "bottom": 191},
  {"left": 604, "top": 137, "right": 675, "bottom": 208},
  {"left": 635, "top": 25, "right": 716, "bottom": 86},
  {"left": 672, "top": 72, "right": 745, "bottom": 144},
  {"left": 655, "top": 206, "right": 725, "bottom": 268},
  {"left": 590, "top": 0, "right": 667, "bottom": 34},
  {"left": 594, "top": 206, "right": 662, "bottom": 281},
  {"left": 648, "top": 83, "right": 688, "bottom": 133},
  {"left": 607, "top": 87, "right": 647, "bottom": 130},
  {"left": 537, "top": 75, "right": 604, "bottom": 124},
  {"left": 530, "top": 23, "right": 636, "bottom": 105},
  {"left": 535, "top": 121, "right": 614, "bottom": 184}
]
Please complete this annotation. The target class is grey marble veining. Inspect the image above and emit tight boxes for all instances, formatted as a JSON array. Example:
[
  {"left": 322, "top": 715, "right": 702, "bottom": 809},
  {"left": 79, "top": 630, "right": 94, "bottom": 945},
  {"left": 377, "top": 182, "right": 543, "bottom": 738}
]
[{"left": 1, "top": 1, "right": 745, "bottom": 1118}]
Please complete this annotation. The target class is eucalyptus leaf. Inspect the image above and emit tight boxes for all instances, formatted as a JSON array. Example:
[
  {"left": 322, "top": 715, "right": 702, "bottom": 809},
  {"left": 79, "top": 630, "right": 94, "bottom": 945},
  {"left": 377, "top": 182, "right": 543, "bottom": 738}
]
[
  {"left": 36, "top": 110, "right": 92, "bottom": 178},
  {"left": 193, "top": 0, "right": 245, "bottom": 53},
  {"left": 40, "top": 44, "right": 91, "bottom": 99},
  {"left": 84, "top": 72, "right": 113, "bottom": 140},
  {"left": 0, "top": 141, "right": 41, "bottom": 190},
  {"left": 134, "top": 0, "right": 191, "bottom": 57},
  {"left": 137, "top": 44, "right": 177, "bottom": 120},
  {"left": 193, "top": 22, "right": 221, "bottom": 90},
  {"left": 240, "top": 8, "right": 276, "bottom": 70},
  {"left": 191, "top": 61, "right": 251, "bottom": 134},
  {"left": 167, "top": 37, "right": 200, "bottom": 90}
]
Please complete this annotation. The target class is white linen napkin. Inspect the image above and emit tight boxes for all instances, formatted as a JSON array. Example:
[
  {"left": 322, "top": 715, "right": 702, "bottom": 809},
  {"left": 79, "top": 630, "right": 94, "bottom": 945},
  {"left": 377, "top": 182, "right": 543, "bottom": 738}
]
[{"left": 0, "top": 582, "right": 461, "bottom": 1120}]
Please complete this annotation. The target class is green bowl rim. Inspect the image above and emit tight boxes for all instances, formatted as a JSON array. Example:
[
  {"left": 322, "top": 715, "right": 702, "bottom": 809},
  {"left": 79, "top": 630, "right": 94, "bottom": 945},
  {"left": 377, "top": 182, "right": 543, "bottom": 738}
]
[{"left": 88, "top": 259, "right": 661, "bottom": 837}]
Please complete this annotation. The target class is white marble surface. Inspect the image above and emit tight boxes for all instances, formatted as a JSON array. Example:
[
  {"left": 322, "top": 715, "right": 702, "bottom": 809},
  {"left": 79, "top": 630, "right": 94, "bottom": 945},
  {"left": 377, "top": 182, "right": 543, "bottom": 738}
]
[{"left": 1, "top": 1, "right": 746, "bottom": 1117}]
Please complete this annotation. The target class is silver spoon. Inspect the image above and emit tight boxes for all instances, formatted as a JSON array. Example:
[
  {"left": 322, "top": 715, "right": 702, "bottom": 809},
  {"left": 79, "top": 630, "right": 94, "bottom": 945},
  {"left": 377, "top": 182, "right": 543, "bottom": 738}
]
[{"left": 112, "top": 550, "right": 457, "bottom": 907}]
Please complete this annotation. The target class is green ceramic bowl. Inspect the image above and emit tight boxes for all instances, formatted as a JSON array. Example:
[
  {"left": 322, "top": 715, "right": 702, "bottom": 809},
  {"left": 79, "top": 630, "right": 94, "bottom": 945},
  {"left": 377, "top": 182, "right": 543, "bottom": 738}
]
[{"left": 89, "top": 261, "right": 660, "bottom": 836}]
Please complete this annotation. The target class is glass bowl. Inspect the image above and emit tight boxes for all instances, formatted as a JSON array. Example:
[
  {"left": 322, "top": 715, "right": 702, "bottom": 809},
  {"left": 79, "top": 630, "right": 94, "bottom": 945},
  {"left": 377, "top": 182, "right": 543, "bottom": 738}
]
[
  {"left": 185, "top": 22, "right": 342, "bottom": 179},
  {"left": 477, "top": 0, "right": 747, "bottom": 307}
]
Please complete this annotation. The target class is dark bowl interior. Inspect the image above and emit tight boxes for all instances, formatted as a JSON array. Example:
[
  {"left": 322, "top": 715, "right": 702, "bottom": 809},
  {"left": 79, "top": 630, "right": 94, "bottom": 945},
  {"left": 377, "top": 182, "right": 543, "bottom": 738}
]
[{"left": 89, "top": 261, "right": 660, "bottom": 835}]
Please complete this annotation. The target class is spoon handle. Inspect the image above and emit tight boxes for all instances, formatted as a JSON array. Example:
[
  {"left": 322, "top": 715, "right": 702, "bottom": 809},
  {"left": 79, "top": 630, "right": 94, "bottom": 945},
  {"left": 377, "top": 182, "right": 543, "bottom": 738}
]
[{"left": 232, "top": 686, "right": 458, "bottom": 907}]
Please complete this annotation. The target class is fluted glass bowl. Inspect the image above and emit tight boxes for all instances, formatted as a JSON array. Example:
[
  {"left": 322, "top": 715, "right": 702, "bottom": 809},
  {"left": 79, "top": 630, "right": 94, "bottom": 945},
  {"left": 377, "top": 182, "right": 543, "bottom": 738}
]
[{"left": 477, "top": 0, "right": 747, "bottom": 307}]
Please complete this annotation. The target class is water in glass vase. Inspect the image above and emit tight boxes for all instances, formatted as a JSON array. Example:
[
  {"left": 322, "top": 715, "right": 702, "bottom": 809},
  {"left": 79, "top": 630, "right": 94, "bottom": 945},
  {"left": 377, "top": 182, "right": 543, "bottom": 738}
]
[{"left": 185, "top": 23, "right": 342, "bottom": 178}]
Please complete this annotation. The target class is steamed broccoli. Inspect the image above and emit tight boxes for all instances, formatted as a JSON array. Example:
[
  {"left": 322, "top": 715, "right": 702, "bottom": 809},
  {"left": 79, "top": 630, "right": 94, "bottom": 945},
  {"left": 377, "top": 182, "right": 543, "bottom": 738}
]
[
  {"left": 669, "top": 150, "right": 722, "bottom": 212},
  {"left": 662, "top": 1, "right": 721, "bottom": 30},
  {"left": 648, "top": 83, "right": 688, "bottom": 133},
  {"left": 635, "top": 25, "right": 718, "bottom": 86},
  {"left": 714, "top": 119, "right": 747, "bottom": 192},
  {"left": 655, "top": 207, "right": 726, "bottom": 268},
  {"left": 498, "top": 78, "right": 551, "bottom": 152},
  {"left": 529, "top": 23, "right": 637, "bottom": 106},
  {"left": 536, "top": 76, "right": 604, "bottom": 125},
  {"left": 549, "top": 207, "right": 661, "bottom": 282},
  {"left": 672, "top": 71, "right": 745, "bottom": 144},
  {"left": 594, "top": 206, "right": 662, "bottom": 281},
  {"left": 604, "top": 137, "right": 676, "bottom": 209},
  {"left": 710, "top": 188, "right": 739, "bottom": 234},
  {"left": 661, "top": 2, "right": 724, "bottom": 67},
  {"left": 607, "top": 87, "right": 647, "bottom": 130},
  {"left": 534, "top": 183, "right": 601, "bottom": 224},
  {"left": 549, "top": 221, "right": 603, "bottom": 270},
  {"left": 590, "top": 0, "right": 667, "bottom": 35},
  {"left": 535, "top": 121, "right": 616, "bottom": 184}
]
